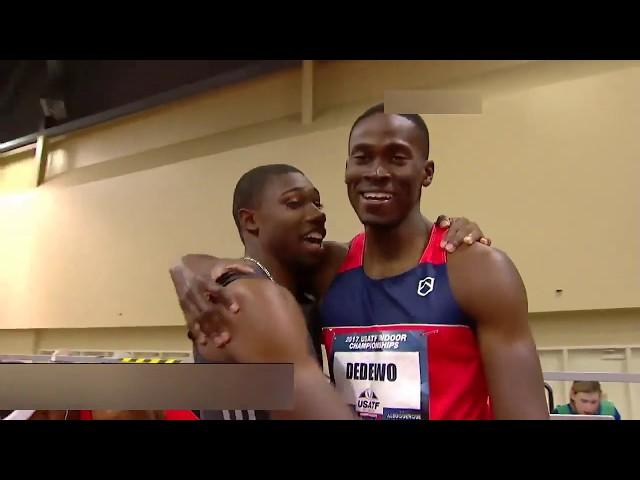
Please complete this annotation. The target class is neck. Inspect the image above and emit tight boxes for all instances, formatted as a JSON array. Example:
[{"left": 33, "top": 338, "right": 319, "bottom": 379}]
[
  {"left": 243, "top": 241, "right": 299, "bottom": 295},
  {"left": 363, "top": 209, "right": 433, "bottom": 279}
]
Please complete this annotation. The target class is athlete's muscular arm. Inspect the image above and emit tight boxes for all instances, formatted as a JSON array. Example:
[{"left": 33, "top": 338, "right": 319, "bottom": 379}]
[
  {"left": 223, "top": 279, "right": 355, "bottom": 420},
  {"left": 447, "top": 244, "right": 548, "bottom": 420},
  {"left": 173, "top": 270, "right": 356, "bottom": 420}
]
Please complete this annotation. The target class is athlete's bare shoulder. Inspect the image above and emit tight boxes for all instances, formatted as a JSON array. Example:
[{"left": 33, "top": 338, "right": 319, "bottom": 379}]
[
  {"left": 447, "top": 243, "right": 527, "bottom": 321},
  {"left": 448, "top": 242, "right": 513, "bottom": 271}
]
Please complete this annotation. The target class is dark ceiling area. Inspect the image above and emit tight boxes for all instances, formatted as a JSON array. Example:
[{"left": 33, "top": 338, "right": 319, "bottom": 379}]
[{"left": 0, "top": 60, "right": 300, "bottom": 147}]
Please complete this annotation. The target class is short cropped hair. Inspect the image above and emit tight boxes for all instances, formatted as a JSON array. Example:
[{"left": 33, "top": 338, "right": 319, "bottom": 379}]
[
  {"left": 231, "top": 164, "right": 303, "bottom": 240},
  {"left": 571, "top": 381, "right": 602, "bottom": 395},
  {"left": 348, "top": 103, "right": 430, "bottom": 158}
]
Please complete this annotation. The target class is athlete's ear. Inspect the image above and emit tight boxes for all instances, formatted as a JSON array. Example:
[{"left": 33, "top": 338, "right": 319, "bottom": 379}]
[
  {"left": 238, "top": 208, "right": 259, "bottom": 236},
  {"left": 422, "top": 160, "right": 435, "bottom": 188}
]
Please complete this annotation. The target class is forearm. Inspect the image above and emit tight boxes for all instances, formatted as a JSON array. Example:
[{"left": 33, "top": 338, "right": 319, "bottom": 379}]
[
  {"left": 186, "top": 277, "right": 355, "bottom": 419},
  {"left": 270, "top": 362, "right": 357, "bottom": 420}
]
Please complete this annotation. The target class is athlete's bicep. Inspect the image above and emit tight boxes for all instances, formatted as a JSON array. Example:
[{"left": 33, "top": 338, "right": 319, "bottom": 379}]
[
  {"left": 181, "top": 254, "right": 221, "bottom": 275},
  {"left": 449, "top": 246, "right": 548, "bottom": 419}
]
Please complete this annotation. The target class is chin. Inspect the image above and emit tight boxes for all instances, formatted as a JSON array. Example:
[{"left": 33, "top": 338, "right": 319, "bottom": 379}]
[
  {"left": 302, "top": 254, "right": 324, "bottom": 268},
  {"left": 359, "top": 214, "right": 402, "bottom": 229},
  {"left": 291, "top": 252, "right": 323, "bottom": 270}
]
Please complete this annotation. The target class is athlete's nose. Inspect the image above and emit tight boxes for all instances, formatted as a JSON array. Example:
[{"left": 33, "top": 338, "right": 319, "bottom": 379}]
[
  {"left": 307, "top": 204, "right": 326, "bottom": 227},
  {"left": 363, "top": 162, "right": 391, "bottom": 182}
]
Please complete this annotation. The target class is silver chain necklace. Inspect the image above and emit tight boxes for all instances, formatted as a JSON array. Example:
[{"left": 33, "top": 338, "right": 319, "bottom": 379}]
[{"left": 242, "top": 256, "right": 275, "bottom": 282}]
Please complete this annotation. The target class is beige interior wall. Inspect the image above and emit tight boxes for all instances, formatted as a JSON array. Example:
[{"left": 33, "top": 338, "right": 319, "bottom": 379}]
[
  {"left": 530, "top": 308, "right": 640, "bottom": 348},
  {"left": 0, "top": 327, "right": 190, "bottom": 355},
  {"left": 427, "top": 66, "right": 640, "bottom": 312},
  {"left": 0, "top": 329, "right": 37, "bottom": 354},
  {"left": 34, "top": 326, "right": 191, "bottom": 353},
  {"left": 0, "top": 151, "right": 36, "bottom": 193}
]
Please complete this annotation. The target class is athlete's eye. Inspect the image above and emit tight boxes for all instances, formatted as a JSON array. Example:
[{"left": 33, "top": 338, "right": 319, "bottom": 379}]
[
  {"left": 314, "top": 201, "right": 324, "bottom": 210},
  {"left": 286, "top": 200, "right": 302, "bottom": 209}
]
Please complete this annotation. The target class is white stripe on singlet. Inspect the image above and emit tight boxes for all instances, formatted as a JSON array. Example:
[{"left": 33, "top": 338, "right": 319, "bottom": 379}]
[
  {"left": 3, "top": 410, "right": 35, "bottom": 420},
  {"left": 320, "top": 344, "right": 330, "bottom": 378},
  {"left": 221, "top": 409, "right": 257, "bottom": 420}
]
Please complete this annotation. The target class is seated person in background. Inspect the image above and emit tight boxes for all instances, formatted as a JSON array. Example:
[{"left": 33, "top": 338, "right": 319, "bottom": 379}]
[{"left": 553, "top": 381, "right": 622, "bottom": 420}]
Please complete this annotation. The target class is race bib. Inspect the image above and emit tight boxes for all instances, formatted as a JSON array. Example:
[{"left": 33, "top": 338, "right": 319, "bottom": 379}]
[{"left": 329, "top": 329, "right": 429, "bottom": 420}]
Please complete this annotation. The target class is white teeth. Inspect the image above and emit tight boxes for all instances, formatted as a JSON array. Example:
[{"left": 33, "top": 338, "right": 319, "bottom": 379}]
[
  {"left": 362, "top": 192, "right": 392, "bottom": 200},
  {"left": 304, "top": 232, "right": 324, "bottom": 241}
]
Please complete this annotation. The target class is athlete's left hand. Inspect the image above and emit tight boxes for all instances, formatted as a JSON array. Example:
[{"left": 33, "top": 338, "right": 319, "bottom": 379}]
[
  {"left": 169, "top": 264, "right": 240, "bottom": 347},
  {"left": 436, "top": 215, "right": 491, "bottom": 253}
]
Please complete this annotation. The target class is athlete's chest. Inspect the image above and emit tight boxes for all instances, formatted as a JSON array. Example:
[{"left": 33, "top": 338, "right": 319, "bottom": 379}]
[{"left": 320, "top": 262, "right": 468, "bottom": 328}]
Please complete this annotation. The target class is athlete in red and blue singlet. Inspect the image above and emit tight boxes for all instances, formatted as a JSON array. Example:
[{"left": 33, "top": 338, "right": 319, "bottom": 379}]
[
  {"left": 321, "top": 226, "right": 491, "bottom": 420},
  {"left": 317, "top": 103, "right": 548, "bottom": 420}
]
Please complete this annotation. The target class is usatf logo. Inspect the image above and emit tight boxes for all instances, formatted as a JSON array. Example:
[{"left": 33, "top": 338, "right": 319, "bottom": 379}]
[
  {"left": 417, "top": 276, "right": 434, "bottom": 297},
  {"left": 356, "top": 388, "right": 382, "bottom": 417}
]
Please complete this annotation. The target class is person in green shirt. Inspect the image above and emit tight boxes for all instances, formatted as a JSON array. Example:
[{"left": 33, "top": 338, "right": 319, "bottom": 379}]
[{"left": 553, "top": 381, "right": 621, "bottom": 420}]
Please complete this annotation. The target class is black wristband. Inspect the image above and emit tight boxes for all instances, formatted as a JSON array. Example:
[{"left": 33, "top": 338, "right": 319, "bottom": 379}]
[{"left": 216, "top": 270, "right": 265, "bottom": 286}]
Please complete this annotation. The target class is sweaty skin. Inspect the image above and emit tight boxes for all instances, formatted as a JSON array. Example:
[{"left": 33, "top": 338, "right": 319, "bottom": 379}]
[
  {"left": 341, "top": 111, "right": 547, "bottom": 419},
  {"left": 170, "top": 267, "right": 355, "bottom": 420},
  {"left": 447, "top": 243, "right": 548, "bottom": 419}
]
